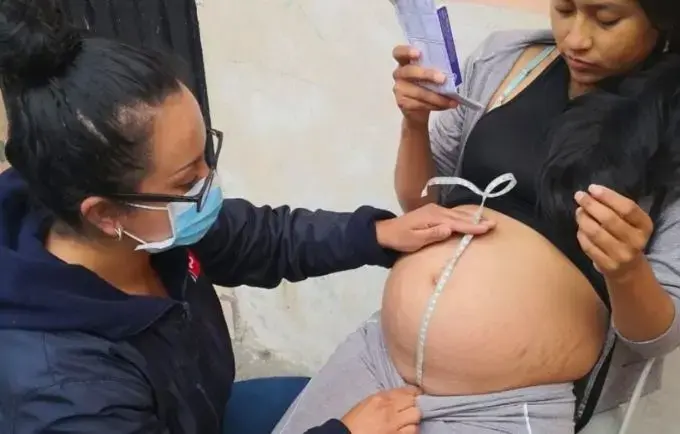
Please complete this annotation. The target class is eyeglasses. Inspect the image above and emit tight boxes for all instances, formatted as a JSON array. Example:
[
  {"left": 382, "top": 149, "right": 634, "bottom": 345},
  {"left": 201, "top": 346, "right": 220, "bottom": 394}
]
[{"left": 107, "top": 128, "right": 224, "bottom": 213}]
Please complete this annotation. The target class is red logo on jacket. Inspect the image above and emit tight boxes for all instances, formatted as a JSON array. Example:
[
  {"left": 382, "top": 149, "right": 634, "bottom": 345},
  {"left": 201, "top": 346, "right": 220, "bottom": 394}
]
[{"left": 187, "top": 251, "right": 202, "bottom": 282}]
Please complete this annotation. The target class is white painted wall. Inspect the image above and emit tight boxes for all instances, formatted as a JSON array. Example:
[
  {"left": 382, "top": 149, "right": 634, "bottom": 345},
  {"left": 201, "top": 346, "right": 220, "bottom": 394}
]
[
  {"left": 197, "top": 1, "right": 678, "bottom": 431},
  {"left": 0, "top": 96, "right": 7, "bottom": 174}
]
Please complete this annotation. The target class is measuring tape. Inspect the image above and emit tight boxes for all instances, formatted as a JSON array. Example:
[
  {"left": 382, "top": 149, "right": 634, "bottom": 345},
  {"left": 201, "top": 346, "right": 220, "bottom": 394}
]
[{"left": 414, "top": 173, "right": 517, "bottom": 386}]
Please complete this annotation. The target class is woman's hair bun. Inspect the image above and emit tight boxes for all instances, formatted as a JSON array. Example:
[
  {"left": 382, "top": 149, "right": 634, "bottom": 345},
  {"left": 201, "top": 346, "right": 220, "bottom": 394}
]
[{"left": 0, "top": 0, "right": 82, "bottom": 86}]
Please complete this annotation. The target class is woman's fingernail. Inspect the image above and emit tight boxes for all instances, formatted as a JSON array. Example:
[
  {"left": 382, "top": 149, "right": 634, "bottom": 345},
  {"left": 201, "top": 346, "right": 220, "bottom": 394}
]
[
  {"left": 574, "top": 191, "right": 585, "bottom": 202},
  {"left": 410, "top": 48, "right": 420, "bottom": 58},
  {"left": 588, "top": 184, "right": 604, "bottom": 196},
  {"left": 434, "top": 72, "right": 446, "bottom": 83}
]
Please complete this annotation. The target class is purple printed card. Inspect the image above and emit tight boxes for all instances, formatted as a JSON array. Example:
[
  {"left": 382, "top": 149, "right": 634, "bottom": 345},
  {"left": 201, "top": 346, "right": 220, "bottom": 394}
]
[{"left": 391, "top": 0, "right": 483, "bottom": 110}]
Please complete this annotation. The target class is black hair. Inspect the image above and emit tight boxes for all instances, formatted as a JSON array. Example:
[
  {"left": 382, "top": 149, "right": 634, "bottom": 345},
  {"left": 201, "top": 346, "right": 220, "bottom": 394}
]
[
  {"left": 0, "top": 0, "right": 182, "bottom": 231},
  {"left": 639, "top": 0, "right": 680, "bottom": 53},
  {"left": 538, "top": 0, "right": 680, "bottom": 226}
]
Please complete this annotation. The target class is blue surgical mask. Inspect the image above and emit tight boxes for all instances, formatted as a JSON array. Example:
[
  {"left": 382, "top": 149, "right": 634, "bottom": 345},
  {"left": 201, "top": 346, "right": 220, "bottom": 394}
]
[{"left": 123, "top": 177, "right": 223, "bottom": 254}]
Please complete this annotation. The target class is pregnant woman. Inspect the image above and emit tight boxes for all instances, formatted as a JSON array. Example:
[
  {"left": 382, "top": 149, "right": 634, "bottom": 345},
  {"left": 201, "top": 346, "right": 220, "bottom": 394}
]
[{"left": 276, "top": 0, "right": 680, "bottom": 433}]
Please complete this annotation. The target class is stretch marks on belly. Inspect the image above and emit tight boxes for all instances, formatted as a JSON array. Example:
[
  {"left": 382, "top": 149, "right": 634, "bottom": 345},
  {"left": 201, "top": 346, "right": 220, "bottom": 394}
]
[{"left": 414, "top": 173, "right": 517, "bottom": 386}]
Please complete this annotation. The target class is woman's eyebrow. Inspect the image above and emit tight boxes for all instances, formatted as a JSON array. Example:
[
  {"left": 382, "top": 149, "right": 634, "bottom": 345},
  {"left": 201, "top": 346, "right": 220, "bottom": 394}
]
[{"left": 585, "top": 1, "right": 628, "bottom": 12}]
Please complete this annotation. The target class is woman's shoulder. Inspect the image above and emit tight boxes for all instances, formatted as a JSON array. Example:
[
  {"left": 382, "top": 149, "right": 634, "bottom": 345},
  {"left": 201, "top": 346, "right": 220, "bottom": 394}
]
[
  {"left": 459, "top": 29, "right": 555, "bottom": 103},
  {"left": 469, "top": 29, "right": 554, "bottom": 64},
  {"left": 0, "top": 329, "right": 149, "bottom": 400}
]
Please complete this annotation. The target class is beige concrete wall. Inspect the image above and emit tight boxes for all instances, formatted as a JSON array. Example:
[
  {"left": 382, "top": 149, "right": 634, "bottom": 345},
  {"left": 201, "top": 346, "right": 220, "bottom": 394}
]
[
  {"left": 0, "top": 94, "right": 7, "bottom": 173},
  {"left": 197, "top": 0, "right": 550, "bottom": 373}
]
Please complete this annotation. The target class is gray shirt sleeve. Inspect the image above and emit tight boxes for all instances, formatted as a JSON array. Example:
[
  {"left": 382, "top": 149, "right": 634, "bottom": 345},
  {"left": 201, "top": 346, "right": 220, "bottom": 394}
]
[
  {"left": 428, "top": 30, "right": 511, "bottom": 179},
  {"left": 428, "top": 40, "right": 488, "bottom": 203},
  {"left": 428, "top": 53, "right": 475, "bottom": 179},
  {"left": 615, "top": 191, "right": 680, "bottom": 358},
  {"left": 429, "top": 106, "right": 466, "bottom": 178},
  {"left": 428, "top": 33, "right": 502, "bottom": 201}
]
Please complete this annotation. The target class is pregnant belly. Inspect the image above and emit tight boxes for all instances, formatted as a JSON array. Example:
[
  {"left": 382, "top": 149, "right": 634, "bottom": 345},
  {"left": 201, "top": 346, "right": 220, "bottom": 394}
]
[{"left": 381, "top": 206, "right": 608, "bottom": 396}]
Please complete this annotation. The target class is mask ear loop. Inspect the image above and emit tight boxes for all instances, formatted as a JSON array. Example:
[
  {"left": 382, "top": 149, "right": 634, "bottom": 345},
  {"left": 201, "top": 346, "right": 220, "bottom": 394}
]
[{"left": 125, "top": 202, "right": 177, "bottom": 250}]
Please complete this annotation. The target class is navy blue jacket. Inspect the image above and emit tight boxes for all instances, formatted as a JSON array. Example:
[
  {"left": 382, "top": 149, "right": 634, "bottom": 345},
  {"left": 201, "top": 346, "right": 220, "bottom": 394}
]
[{"left": 0, "top": 169, "right": 397, "bottom": 434}]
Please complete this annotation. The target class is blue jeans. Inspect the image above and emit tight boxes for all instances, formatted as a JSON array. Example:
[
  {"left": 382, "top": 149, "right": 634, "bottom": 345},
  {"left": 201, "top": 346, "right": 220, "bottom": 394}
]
[{"left": 223, "top": 376, "right": 310, "bottom": 434}]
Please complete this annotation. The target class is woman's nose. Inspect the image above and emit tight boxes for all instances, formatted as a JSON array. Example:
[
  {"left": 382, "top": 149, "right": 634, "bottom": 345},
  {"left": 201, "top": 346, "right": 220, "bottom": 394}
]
[{"left": 563, "top": 20, "right": 594, "bottom": 52}]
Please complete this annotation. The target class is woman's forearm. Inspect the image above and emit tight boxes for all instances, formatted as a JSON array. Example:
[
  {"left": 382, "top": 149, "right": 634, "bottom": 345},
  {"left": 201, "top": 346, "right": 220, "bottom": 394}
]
[
  {"left": 394, "top": 117, "right": 438, "bottom": 212},
  {"left": 608, "top": 257, "right": 676, "bottom": 342}
]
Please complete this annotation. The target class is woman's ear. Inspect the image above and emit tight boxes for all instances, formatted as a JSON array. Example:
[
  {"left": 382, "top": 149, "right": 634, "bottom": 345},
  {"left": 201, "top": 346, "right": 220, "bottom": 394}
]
[{"left": 80, "top": 196, "right": 125, "bottom": 238}]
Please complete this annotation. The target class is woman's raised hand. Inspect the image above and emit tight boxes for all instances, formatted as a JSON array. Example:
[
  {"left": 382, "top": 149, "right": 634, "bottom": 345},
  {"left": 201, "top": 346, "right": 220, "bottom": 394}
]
[{"left": 392, "top": 45, "right": 459, "bottom": 125}]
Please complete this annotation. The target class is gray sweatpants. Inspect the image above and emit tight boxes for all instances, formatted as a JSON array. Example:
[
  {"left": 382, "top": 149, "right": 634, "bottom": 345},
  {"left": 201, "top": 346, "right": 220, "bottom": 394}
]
[{"left": 274, "top": 313, "right": 576, "bottom": 433}]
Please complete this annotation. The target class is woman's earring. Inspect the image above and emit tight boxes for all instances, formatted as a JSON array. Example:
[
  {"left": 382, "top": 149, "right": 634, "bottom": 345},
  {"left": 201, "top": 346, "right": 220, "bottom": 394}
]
[
  {"left": 115, "top": 227, "right": 123, "bottom": 241},
  {"left": 664, "top": 39, "right": 671, "bottom": 53}
]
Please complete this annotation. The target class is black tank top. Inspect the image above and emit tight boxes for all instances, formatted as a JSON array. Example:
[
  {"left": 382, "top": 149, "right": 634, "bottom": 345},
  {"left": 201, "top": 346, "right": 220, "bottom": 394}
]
[{"left": 444, "top": 57, "right": 606, "bottom": 302}]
